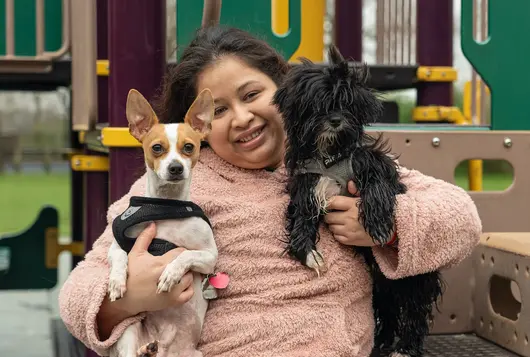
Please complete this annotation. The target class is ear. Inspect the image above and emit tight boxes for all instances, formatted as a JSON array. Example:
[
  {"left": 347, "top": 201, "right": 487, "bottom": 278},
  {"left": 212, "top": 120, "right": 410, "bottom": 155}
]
[
  {"left": 125, "top": 89, "right": 159, "bottom": 142},
  {"left": 184, "top": 88, "right": 214, "bottom": 136},
  {"left": 328, "top": 44, "right": 345, "bottom": 65}
]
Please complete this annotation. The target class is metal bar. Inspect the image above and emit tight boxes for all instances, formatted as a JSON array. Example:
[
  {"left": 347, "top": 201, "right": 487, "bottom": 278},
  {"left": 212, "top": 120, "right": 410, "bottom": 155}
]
[
  {"left": 5, "top": 0, "right": 14, "bottom": 57},
  {"left": 416, "top": 0, "right": 453, "bottom": 106},
  {"left": 407, "top": 0, "right": 413, "bottom": 64},
  {"left": 392, "top": 0, "right": 399, "bottom": 64},
  {"left": 334, "top": 0, "right": 363, "bottom": 60},
  {"left": 376, "top": 0, "right": 384, "bottom": 63},
  {"left": 399, "top": 0, "right": 402, "bottom": 64},
  {"left": 42, "top": 0, "right": 71, "bottom": 58},
  {"left": 35, "top": 0, "right": 45, "bottom": 56},
  {"left": 479, "top": 0, "right": 488, "bottom": 124},
  {"left": 384, "top": 0, "right": 390, "bottom": 63},
  {"left": 107, "top": 0, "right": 166, "bottom": 202}
]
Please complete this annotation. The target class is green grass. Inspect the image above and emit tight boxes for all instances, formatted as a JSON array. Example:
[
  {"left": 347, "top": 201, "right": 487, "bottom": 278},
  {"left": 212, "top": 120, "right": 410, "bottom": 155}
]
[
  {"left": 0, "top": 166, "right": 514, "bottom": 238},
  {"left": 0, "top": 172, "right": 71, "bottom": 236}
]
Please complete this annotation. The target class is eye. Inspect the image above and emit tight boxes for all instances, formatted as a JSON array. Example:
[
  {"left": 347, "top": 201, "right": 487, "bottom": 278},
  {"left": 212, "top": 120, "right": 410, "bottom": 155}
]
[
  {"left": 183, "top": 143, "right": 195, "bottom": 154},
  {"left": 151, "top": 144, "right": 164, "bottom": 154},
  {"left": 243, "top": 91, "right": 259, "bottom": 101},
  {"left": 214, "top": 106, "right": 227, "bottom": 117}
]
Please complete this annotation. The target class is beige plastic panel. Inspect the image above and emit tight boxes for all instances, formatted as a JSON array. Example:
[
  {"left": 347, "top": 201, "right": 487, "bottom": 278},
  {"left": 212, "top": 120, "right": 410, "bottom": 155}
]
[
  {"left": 70, "top": 0, "right": 97, "bottom": 131},
  {"left": 371, "top": 130, "right": 530, "bottom": 335},
  {"left": 474, "top": 233, "right": 530, "bottom": 356}
]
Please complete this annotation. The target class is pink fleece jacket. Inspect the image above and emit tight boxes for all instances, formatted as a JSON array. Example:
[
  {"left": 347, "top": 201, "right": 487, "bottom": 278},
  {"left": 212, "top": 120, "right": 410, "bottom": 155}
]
[{"left": 58, "top": 147, "right": 482, "bottom": 357}]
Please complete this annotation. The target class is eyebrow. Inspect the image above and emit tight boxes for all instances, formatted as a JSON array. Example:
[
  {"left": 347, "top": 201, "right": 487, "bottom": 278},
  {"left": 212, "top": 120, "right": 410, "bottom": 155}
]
[
  {"left": 212, "top": 80, "right": 261, "bottom": 105},
  {"left": 238, "top": 80, "right": 260, "bottom": 93}
]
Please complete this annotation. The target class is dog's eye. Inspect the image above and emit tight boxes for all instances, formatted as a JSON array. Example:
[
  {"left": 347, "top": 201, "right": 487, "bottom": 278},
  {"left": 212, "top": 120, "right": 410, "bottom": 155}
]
[
  {"left": 151, "top": 144, "right": 163, "bottom": 154},
  {"left": 183, "top": 143, "right": 195, "bottom": 154}
]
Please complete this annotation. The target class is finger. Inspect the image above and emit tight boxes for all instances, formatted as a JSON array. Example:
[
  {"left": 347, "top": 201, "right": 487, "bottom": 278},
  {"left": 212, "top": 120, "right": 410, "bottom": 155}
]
[
  {"left": 348, "top": 181, "right": 359, "bottom": 197},
  {"left": 328, "top": 224, "right": 349, "bottom": 237},
  {"left": 176, "top": 285, "right": 194, "bottom": 304},
  {"left": 334, "top": 235, "right": 350, "bottom": 244},
  {"left": 173, "top": 273, "right": 194, "bottom": 303},
  {"left": 327, "top": 196, "right": 356, "bottom": 211},
  {"left": 130, "top": 222, "right": 157, "bottom": 254},
  {"left": 324, "top": 211, "right": 348, "bottom": 225}
]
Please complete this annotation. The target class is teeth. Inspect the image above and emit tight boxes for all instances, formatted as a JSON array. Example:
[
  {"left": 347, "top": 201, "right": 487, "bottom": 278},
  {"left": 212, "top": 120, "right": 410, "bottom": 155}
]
[{"left": 239, "top": 129, "right": 262, "bottom": 143}]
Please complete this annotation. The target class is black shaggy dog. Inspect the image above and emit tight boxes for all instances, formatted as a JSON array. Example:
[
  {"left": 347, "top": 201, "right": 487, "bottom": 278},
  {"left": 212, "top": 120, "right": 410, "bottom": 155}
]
[{"left": 272, "top": 45, "right": 445, "bottom": 357}]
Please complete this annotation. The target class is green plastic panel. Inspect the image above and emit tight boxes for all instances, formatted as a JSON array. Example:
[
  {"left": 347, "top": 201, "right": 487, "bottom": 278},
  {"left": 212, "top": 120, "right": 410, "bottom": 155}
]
[
  {"left": 176, "top": 0, "right": 301, "bottom": 60},
  {"left": 0, "top": 206, "right": 59, "bottom": 290},
  {"left": 0, "top": 0, "right": 63, "bottom": 56},
  {"left": 461, "top": 0, "right": 530, "bottom": 130}
]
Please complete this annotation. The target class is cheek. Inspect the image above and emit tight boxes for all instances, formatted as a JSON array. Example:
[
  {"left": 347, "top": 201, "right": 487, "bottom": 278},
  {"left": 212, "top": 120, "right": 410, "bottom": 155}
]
[{"left": 207, "top": 120, "right": 231, "bottom": 150}]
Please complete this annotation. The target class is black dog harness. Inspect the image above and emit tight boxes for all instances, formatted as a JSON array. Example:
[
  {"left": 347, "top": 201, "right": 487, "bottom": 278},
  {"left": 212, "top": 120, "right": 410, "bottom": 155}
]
[
  {"left": 112, "top": 196, "right": 212, "bottom": 256},
  {"left": 297, "top": 151, "right": 354, "bottom": 196}
]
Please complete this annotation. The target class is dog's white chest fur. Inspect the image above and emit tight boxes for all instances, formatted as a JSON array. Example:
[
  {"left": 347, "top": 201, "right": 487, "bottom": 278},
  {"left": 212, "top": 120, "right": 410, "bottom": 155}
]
[{"left": 313, "top": 176, "right": 342, "bottom": 214}]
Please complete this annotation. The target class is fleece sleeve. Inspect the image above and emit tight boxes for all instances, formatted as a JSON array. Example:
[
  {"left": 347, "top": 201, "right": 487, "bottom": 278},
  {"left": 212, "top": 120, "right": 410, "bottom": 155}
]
[
  {"left": 371, "top": 167, "right": 482, "bottom": 279},
  {"left": 58, "top": 178, "right": 146, "bottom": 356}
]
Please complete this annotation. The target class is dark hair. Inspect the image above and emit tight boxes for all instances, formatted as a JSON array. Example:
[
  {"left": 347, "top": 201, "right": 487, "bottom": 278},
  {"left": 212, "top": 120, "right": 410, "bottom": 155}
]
[{"left": 154, "top": 26, "right": 290, "bottom": 124}]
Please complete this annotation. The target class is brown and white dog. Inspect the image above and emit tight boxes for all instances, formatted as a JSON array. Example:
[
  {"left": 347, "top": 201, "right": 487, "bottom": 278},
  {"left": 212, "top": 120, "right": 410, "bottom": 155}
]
[{"left": 107, "top": 89, "right": 218, "bottom": 357}]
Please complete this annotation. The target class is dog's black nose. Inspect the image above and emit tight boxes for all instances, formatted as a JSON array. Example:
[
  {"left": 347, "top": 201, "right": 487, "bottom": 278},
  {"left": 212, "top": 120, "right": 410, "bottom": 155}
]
[
  {"left": 168, "top": 162, "right": 184, "bottom": 177},
  {"left": 329, "top": 115, "right": 341, "bottom": 127}
]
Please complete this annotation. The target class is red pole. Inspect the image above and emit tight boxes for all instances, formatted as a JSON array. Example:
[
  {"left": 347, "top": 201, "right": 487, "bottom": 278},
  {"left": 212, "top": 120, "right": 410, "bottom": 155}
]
[
  {"left": 416, "top": 0, "right": 453, "bottom": 107},
  {"left": 335, "top": 0, "right": 363, "bottom": 61},
  {"left": 107, "top": 0, "right": 166, "bottom": 202}
]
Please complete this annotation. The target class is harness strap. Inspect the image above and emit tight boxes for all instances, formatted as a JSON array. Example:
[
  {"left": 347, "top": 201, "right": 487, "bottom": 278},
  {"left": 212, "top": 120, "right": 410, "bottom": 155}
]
[
  {"left": 112, "top": 196, "right": 212, "bottom": 256},
  {"left": 297, "top": 153, "right": 355, "bottom": 197}
]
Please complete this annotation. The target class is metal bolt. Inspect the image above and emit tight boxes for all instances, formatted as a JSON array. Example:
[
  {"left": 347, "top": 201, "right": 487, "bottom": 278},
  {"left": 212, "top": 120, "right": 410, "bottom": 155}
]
[
  {"left": 432, "top": 137, "right": 440, "bottom": 147},
  {"left": 504, "top": 137, "right": 512, "bottom": 148},
  {"left": 74, "top": 159, "right": 81, "bottom": 167}
]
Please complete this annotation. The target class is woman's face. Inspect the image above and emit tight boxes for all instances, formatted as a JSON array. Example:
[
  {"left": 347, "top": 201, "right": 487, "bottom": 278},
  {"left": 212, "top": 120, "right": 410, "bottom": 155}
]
[{"left": 196, "top": 55, "right": 285, "bottom": 170}]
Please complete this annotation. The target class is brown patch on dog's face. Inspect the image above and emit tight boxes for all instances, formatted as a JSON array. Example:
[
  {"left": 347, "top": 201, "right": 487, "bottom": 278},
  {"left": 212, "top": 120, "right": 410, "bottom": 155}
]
[
  {"left": 141, "top": 124, "right": 170, "bottom": 172},
  {"left": 177, "top": 123, "right": 203, "bottom": 168}
]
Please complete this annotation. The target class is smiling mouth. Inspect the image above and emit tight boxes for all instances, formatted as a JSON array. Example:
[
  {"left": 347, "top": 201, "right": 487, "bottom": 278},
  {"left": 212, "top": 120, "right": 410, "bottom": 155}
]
[{"left": 237, "top": 125, "right": 265, "bottom": 143}]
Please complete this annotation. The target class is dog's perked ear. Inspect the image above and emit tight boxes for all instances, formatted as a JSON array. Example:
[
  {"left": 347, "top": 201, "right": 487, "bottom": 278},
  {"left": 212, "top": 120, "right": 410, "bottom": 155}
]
[
  {"left": 185, "top": 88, "right": 215, "bottom": 137},
  {"left": 328, "top": 44, "right": 345, "bottom": 65},
  {"left": 126, "top": 89, "right": 159, "bottom": 142}
]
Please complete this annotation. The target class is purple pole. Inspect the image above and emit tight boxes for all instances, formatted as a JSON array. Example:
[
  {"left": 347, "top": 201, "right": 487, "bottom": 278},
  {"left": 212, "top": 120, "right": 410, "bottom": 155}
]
[
  {"left": 107, "top": 0, "right": 166, "bottom": 202},
  {"left": 416, "top": 0, "right": 453, "bottom": 106},
  {"left": 86, "top": 9, "right": 112, "bottom": 357},
  {"left": 335, "top": 0, "right": 363, "bottom": 61},
  {"left": 84, "top": 0, "right": 110, "bottom": 254}
]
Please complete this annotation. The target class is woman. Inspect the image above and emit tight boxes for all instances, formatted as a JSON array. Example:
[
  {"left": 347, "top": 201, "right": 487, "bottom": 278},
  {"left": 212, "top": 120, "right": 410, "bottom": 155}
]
[{"left": 58, "top": 26, "right": 482, "bottom": 357}]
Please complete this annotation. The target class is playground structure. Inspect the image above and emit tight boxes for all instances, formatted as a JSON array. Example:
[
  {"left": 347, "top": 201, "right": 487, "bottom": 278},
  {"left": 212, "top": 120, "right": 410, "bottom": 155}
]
[{"left": 0, "top": 0, "right": 529, "bottom": 356}]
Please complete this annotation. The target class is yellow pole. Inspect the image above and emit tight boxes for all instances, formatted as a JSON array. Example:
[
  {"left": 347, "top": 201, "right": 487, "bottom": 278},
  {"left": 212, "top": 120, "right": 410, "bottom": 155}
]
[
  {"left": 272, "top": 0, "right": 325, "bottom": 62},
  {"left": 463, "top": 80, "right": 488, "bottom": 191}
]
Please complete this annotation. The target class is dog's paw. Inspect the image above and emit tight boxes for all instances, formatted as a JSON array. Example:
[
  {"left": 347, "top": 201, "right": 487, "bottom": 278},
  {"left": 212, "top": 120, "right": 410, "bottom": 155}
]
[
  {"left": 137, "top": 340, "right": 158, "bottom": 357},
  {"left": 157, "top": 264, "right": 185, "bottom": 293},
  {"left": 305, "top": 249, "right": 327, "bottom": 277},
  {"left": 108, "top": 272, "right": 127, "bottom": 301}
]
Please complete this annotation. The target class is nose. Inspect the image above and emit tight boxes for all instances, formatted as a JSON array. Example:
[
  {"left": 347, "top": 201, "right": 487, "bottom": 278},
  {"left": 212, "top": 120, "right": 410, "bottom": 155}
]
[
  {"left": 167, "top": 161, "right": 184, "bottom": 179},
  {"left": 232, "top": 103, "right": 255, "bottom": 128},
  {"left": 330, "top": 115, "right": 341, "bottom": 128}
]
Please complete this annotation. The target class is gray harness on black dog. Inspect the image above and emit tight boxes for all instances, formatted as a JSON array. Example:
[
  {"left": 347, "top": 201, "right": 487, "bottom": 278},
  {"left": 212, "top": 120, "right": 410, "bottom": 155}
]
[{"left": 297, "top": 151, "right": 354, "bottom": 196}]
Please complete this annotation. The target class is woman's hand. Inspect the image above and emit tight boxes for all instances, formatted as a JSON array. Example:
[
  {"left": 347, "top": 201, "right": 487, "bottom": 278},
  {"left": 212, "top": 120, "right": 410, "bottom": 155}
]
[
  {"left": 120, "top": 222, "right": 194, "bottom": 315},
  {"left": 97, "top": 223, "right": 194, "bottom": 339},
  {"left": 324, "top": 181, "right": 380, "bottom": 247}
]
